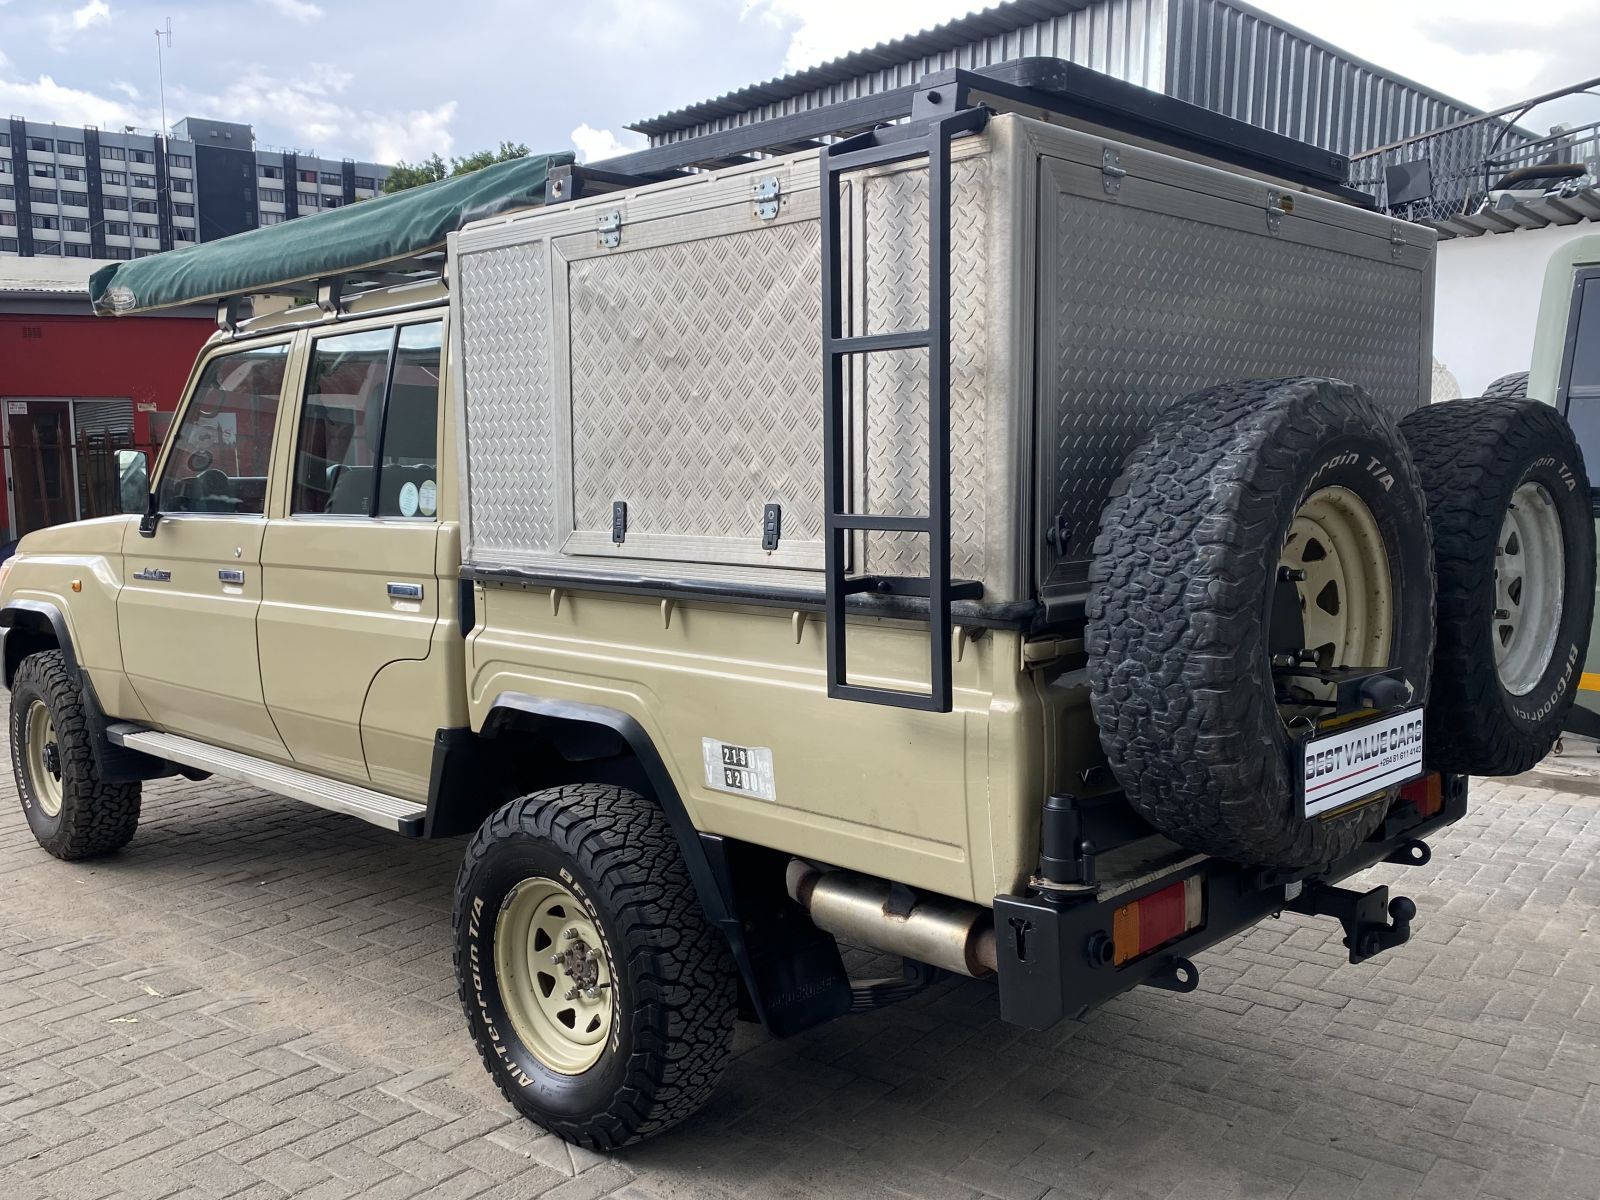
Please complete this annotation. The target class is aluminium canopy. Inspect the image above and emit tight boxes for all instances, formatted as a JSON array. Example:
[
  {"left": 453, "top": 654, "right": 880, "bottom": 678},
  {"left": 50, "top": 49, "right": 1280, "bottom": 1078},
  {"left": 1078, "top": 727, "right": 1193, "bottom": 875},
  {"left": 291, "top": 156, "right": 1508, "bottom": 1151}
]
[{"left": 87, "top": 152, "right": 572, "bottom": 316}]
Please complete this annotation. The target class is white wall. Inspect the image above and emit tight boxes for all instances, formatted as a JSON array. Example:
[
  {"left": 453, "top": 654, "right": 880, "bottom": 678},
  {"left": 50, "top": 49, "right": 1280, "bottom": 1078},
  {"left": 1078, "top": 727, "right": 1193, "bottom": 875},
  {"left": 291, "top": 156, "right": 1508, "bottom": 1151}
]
[{"left": 1433, "top": 221, "right": 1598, "bottom": 396}]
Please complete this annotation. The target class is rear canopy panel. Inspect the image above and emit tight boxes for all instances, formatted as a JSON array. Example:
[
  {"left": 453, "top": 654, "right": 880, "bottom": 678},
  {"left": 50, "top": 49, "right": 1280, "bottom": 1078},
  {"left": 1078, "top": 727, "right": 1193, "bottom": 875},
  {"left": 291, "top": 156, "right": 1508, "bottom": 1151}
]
[{"left": 451, "top": 113, "right": 1435, "bottom": 620}]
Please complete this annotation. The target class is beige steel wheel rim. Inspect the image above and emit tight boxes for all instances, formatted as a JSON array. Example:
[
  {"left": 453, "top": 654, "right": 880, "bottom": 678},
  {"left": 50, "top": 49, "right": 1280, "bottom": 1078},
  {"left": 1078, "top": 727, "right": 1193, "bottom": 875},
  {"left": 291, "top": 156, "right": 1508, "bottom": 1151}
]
[
  {"left": 1495, "top": 481, "right": 1565, "bottom": 696},
  {"left": 25, "top": 699, "right": 64, "bottom": 818},
  {"left": 493, "top": 875, "right": 615, "bottom": 1075},
  {"left": 1277, "top": 486, "right": 1394, "bottom": 717}
]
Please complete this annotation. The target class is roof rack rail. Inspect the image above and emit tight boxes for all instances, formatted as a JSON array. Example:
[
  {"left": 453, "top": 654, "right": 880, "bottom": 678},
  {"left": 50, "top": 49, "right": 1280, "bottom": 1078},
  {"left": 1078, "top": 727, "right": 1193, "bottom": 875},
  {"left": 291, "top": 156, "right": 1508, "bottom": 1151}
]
[{"left": 576, "top": 57, "right": 1365, "bottom": 205}]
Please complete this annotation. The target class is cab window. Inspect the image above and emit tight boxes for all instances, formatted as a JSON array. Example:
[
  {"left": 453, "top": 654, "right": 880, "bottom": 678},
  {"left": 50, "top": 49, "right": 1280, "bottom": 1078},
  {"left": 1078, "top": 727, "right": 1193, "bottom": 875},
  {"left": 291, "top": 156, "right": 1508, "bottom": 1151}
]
[
  {"left": 157, "top": 343, "right": 288, "bottom": 514},
  {"left": 292, "top": 321, "right": 442, "bottom": 518},
  {"left": 1561, "top": 271, "right": 1600, "bottom": 495}
]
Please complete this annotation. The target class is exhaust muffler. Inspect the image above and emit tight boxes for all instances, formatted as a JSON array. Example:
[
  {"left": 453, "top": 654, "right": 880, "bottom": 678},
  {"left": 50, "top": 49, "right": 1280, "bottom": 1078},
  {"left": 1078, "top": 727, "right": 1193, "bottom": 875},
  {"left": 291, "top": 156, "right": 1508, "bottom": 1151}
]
[{"left": 785, "top": 859, "right": 997, "bottom": 977}]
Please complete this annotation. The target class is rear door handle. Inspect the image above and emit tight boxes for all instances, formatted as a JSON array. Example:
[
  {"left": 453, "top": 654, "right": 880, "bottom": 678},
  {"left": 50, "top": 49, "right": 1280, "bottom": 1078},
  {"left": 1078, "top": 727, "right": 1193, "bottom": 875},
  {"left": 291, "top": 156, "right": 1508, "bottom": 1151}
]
[
  {"left": 218, "top": 569, "right": 245, "bottom": 585},
  {"left": 387, "top": 582, "right": 424, "bottom": 600}
]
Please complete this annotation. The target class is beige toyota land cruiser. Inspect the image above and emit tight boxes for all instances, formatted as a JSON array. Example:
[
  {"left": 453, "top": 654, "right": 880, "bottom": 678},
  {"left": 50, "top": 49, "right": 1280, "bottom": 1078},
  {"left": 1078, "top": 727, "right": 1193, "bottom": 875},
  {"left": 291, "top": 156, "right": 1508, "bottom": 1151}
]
[{"left": 3, "top": 61, "right": 1593, "bottom": 1149}]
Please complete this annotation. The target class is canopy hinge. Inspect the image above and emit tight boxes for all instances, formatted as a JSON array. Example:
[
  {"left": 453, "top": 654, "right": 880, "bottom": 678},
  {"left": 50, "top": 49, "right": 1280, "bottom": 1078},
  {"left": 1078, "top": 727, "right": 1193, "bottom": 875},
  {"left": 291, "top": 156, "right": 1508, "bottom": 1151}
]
[
  {"left": 752, "top": 175, "right": 781, "bottom": 220},
  {"left": 597, "top": 208, "right": 623, "bottom": 249}
]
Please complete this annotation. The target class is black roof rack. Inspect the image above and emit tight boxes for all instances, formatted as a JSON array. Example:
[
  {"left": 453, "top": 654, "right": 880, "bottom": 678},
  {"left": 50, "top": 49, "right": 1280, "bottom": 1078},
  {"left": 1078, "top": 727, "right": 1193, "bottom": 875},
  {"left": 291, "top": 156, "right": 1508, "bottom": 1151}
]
[{"left": 556, "top": 57, "right": 1367, "bottom": 207}]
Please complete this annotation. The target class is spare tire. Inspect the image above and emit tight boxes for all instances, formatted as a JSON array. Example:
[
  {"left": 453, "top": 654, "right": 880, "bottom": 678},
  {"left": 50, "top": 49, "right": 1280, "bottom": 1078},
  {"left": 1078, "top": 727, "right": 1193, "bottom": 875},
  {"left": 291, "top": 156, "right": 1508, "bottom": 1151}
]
[
  {"left": 1483, "top": 371, "right": 1530, "bottom": 399},
  {"left": 1400, "top": 398, "right": 1594, "bottom": 775},
  {"left": 1087, "top": 378, "right": 1434, "bottom": 868}
]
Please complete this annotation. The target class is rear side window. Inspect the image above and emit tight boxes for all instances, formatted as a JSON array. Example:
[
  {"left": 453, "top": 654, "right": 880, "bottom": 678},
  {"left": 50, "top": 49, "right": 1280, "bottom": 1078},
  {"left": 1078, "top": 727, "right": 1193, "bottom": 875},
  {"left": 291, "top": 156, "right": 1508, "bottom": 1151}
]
[
  {"left": 1560, "top": 272, "right": 1600, "bottom": 495},
  {"left": 292, "top": 321, "right": 442, "bottom": 517}
]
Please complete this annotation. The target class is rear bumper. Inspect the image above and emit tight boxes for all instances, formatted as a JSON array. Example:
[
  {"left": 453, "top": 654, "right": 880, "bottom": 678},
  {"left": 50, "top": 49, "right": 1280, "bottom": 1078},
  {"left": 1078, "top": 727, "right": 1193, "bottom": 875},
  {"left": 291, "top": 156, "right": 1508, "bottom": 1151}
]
[{"left": 993, "top": 776, "right": 1468, "bottom": 1030}]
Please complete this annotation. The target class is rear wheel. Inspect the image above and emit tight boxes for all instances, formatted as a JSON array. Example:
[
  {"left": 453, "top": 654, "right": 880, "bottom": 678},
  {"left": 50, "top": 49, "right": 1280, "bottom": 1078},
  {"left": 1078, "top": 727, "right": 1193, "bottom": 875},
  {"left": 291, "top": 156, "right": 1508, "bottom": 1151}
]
[
  {"left": 1087, "top": 378, "right": 1434, "bottom": 868},
  {"left": 1483, "top": 371, "right": 1530, "bottom": 399},
  {"left": 9, "top": 651, "right": 141, "bottom": 860},
  {"left": 1400, "top": 398, "right": 1594, "bottom": 774},
  {"left": 453, "top": 783, "right": 737, "bottom": 1148}
]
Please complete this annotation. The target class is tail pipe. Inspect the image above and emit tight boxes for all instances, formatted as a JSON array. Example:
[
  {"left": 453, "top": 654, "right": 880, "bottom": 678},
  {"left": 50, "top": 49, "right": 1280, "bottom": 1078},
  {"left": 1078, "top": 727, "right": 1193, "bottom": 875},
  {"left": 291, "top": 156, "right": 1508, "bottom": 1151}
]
[{"left": 785, "top": 859, "right": 998, "bottom": 977}]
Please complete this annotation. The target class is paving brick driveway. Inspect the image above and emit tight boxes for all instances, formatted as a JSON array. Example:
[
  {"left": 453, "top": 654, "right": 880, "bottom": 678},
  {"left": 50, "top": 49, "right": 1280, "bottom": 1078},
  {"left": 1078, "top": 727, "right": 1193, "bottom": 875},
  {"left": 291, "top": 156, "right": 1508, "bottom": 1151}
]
[{"left": 2, "top": 702, "right": 1598, "bottom": 1200}]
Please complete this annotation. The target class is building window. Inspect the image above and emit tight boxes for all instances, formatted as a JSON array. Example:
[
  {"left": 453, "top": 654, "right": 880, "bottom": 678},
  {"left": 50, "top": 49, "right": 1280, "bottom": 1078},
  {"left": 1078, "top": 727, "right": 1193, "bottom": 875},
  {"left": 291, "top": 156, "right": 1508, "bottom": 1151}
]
[
  {"left": 0, "top": 185, "right": 11, "bottom": 200},
  {"left": 258, "top": 187, "right": 284, "bottom": 203},
  {"left": 298, "top": 169, "right": 317, "bottom": 183},
  {"left": 31, "top": 214, "right": 59, "bottom": 230},
  {"left": 133, "top": 247, "right": 160, "bottom": 258},
  {"left": 168, "top": 153, "right": 192, "bottom": 168},
  {"left": 0, "top": 132, "right": 8, "bottom": 148},
  {"left": 102, "top": 146, "right": 126, "bottom": 161},
  {"left": 131, "top": 199, "right": 158, "bottom": 214},
  {"left": 128, "top": 148, "right": 155, "bottom": 164},
  {"left": 30, "top": 162, "right": 55, "bottom": 178},
  {"left": 298, "top": 190, "right": 317, "bottom": 208},
  {"left": 102, "top": 195, "right": 127, "bottom": 211},
  {"left": 130, "top": 173, "right": 157, "bottom": 190},
  {"left": 59, "top": 191, "right": 87, "bottom": 208},
  {"left": 101, "top": 170, "right": 125, "bottom": 185},
  {"left": 57, "top": 140, "right": 85, "bottom": 157},
  {"left": 28, "top": 187, "right": 57, "bottom": 205},
  {"left": 319, "top": 171, "right": 341, "bottom": 186},
  {"left": 0, "top": 157, "right": 9, "bottom": 175},
  {"left": 0, "top": 238, "right": 17, "bottom": 254},
  {"left": 171, "top": 177, "right": 191, "bottom": 193},
  {"left": 354, "top": 175, "right": 377, "bottom": 190},
  {"left": 174, "top": 202, "right": 194, "bottom": 217},
  {"left": 105, "top": 221, "right": 129, "bottom": 236},
  {"left": 259, "top": 211, "right": 286, "bottom": 225},
  {"left": 174, "top": 227, "right": 195, "bottom": 241},
  {"left": 27, "top": 137, "right": 54, "bottom": 153},
  {"left": 133, "top": 223, "right": 158, "bottom": 239},
  {"left": 104, "top": 246, "right": 130, "bottom": 259},
  {"left": 0, "top": 212, "right": 13, "bottom": 226},
  {"left": 259, "top": 164, "right": 283, "bottom": 179},
  {"left": 62, "top": 216, "right": 89, "bottom": 232},
  {"left": 60, "top": 166, "right": 85, "bottom": 181},
  {"left": 64, "top": 242, "right": 92, "bottom": 257}
]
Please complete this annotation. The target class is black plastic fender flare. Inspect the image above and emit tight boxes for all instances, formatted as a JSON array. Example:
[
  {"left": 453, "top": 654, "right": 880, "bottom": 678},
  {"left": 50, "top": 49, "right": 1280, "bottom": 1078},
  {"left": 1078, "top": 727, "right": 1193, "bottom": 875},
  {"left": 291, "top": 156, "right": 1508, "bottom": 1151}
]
[
  {"left": 474, "top": 693, "right": 851, "bottom": 1038},
  {"left": 0, "top": 598, "right": 81, "bottom": 686}
]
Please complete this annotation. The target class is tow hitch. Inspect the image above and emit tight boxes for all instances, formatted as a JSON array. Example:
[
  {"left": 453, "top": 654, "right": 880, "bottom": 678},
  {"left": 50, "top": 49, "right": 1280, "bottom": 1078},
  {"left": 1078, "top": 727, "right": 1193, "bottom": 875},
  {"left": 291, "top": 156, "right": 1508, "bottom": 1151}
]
[{"left": 1285, "top": 881, "right": 1416, "bottom": 964}]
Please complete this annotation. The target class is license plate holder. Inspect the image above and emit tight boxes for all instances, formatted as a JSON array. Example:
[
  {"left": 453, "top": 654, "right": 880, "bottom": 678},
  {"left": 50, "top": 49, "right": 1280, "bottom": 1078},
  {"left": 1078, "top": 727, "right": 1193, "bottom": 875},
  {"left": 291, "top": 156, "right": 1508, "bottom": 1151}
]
[{"left": 1298, "top": 708, "right": 1425, "bottom": 817}]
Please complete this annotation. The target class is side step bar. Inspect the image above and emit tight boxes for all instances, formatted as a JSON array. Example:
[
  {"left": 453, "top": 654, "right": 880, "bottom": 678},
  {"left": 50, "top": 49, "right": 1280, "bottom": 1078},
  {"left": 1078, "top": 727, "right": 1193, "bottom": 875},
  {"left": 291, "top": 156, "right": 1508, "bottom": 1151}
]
[{"left": 107, "top": 724, "right": 427, "bottom": 836}]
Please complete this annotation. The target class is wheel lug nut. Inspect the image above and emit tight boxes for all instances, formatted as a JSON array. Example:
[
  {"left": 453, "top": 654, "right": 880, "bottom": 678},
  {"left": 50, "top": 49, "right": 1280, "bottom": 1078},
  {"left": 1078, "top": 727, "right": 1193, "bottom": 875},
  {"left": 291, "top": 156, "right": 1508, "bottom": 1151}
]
[
  {"left": 564, "top": 987, "right": 580, "bottom": 1001},
  {"left": 549, "top": 953, "right": 564, "bottom": 964},
  {"left": 1279, "top": 566, "right": 1307, "bottom": 582},
  {"left": 563, "top": 928, "right": 580, "bottom": 941},
  {"left": 1494, "top": 609, "right": 1510, "bottom": 620}
]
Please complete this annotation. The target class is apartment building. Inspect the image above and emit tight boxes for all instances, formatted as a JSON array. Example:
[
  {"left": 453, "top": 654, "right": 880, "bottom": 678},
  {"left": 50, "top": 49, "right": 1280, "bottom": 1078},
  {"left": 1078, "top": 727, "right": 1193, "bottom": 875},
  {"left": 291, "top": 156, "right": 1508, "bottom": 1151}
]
[{"left": 0, "top": 115, "right": 389, "bottom": 260}]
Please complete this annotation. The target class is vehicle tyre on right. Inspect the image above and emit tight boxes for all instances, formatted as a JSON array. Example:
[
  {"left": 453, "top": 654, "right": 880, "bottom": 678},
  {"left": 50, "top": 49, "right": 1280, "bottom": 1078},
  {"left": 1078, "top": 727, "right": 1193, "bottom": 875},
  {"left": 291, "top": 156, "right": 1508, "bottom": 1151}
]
[
  {"left": 453, "top": 783, "right": 737, "bottom": 1148},
  {"left": 1400, "top": 398, "right": 1595, "bottom": 775},
  {"left": 1482, "top": 371, "right": 1530, "bottom": 399}
]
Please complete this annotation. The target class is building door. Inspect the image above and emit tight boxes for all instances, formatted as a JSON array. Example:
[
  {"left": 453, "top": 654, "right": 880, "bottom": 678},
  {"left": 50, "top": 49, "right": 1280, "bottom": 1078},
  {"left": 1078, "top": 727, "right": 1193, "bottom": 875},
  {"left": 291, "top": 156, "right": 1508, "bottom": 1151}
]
[{"left": 5, "top": 401, "right": 79, "bottom": 539}]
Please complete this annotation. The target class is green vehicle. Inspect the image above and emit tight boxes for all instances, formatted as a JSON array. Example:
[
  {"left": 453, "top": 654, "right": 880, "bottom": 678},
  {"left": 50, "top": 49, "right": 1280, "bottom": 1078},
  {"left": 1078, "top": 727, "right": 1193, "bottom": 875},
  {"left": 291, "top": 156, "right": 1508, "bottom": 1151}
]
[{"left": 1483, "top": 232, "right": 1600, "bottom": 736}]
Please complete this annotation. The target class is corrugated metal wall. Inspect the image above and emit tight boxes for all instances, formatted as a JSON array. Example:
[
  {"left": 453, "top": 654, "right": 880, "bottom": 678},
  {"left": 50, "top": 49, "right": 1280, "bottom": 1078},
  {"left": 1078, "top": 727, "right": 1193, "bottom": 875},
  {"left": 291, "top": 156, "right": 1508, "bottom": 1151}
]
[
  {"left": 1165, "top": 0, "right": 1479, "bottom": 156},
  {"left": 648, "top": 0, "right": 1171, "bottom": 145}
]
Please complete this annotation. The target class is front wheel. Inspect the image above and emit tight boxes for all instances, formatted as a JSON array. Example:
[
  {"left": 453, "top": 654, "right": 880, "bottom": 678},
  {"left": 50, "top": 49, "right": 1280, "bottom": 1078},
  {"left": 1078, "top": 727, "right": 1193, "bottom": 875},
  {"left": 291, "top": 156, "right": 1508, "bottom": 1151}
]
[
  {"left": 453, "top": 784, "right": 737, "bottom": 1149},
  {"left": 10, "top": 651, "right": 141, "bottom": 859}
]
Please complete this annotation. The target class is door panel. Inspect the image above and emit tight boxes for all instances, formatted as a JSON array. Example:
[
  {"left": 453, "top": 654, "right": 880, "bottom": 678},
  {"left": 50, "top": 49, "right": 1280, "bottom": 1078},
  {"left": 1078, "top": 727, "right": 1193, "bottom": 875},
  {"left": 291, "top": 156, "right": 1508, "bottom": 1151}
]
[
  {"left": 119, "top": 516, "right": 287, "bottom": 758},
  {"left": 258, "top": 520, "right": 441, "bottom": 789}
]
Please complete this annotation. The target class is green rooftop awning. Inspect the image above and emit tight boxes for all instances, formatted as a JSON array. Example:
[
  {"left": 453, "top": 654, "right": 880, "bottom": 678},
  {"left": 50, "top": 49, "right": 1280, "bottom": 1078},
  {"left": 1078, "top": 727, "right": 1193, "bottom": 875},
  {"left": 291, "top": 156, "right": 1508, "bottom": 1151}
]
[{"left": 89, "top": 152, "right": 573, "bottom": 315}]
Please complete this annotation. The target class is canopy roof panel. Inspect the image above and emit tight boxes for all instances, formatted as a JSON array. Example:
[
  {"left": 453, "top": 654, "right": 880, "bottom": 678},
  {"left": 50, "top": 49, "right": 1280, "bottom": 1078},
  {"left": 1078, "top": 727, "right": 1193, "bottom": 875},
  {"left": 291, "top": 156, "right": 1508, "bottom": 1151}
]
[{"left": 88, "top": 152, "right": 572, "bottom": 316}]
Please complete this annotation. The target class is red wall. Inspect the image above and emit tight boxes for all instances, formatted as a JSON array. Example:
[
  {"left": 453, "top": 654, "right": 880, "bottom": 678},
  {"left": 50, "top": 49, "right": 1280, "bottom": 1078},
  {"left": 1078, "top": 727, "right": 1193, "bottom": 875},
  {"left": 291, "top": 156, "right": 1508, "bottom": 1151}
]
[{"left": 0, "top": 311, "right": 214, "bottom": 534}]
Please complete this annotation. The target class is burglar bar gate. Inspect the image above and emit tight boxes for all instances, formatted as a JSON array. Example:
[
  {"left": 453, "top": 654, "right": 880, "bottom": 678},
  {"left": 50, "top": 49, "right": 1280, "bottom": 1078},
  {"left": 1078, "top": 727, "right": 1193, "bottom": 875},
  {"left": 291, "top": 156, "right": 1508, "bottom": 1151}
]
[{"left": 820, "top": 104, "right": 988, "bottom": 712}]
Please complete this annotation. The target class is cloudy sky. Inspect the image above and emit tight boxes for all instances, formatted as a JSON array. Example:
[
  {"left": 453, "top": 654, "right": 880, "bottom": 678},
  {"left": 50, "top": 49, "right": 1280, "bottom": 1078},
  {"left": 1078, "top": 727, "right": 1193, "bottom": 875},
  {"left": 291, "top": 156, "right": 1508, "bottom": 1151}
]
[{"left": 0, "top": 0, "right": 1596, "bottom": 166}]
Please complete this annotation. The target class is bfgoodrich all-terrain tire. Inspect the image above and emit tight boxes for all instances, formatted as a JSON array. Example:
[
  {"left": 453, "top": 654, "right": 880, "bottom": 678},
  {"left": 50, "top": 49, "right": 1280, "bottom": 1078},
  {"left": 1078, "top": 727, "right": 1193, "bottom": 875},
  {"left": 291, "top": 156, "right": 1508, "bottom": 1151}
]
[
  {"left": 1400, "top": 398, "right": 1595, "bottom": 775},
  {"left": 9, "top": 651, "right": 141, "bottom": 859},
  {"left": 1087, "top": 378, "right": 1435, "bottom": 868},
  {"left": 453, "top": 784, "right": 737, "bottom": 1149},
  {"left": 1483, "top": 371, "right": 1530, "bottom": 399}
]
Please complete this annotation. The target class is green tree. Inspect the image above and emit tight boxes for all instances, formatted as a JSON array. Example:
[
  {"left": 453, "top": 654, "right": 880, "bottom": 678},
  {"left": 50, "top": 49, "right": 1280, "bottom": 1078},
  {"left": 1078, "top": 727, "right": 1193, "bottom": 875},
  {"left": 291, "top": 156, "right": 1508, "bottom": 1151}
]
[{"left": 382, "top": 142, "right": 530, "bottom": 193}]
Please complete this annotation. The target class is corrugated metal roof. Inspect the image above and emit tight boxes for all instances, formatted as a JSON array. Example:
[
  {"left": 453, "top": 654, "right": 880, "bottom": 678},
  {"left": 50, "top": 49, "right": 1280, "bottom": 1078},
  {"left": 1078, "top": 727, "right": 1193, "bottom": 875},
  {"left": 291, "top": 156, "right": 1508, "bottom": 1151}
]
[
  {"left": 629, "top": 0, "right": 1093, "bottom": 136},
  {"left": 0, "top": 256, "right": 121, "bottom": 298},
  {"left": 1430, "top": 187, "right": 1600, "bottom": 239}
]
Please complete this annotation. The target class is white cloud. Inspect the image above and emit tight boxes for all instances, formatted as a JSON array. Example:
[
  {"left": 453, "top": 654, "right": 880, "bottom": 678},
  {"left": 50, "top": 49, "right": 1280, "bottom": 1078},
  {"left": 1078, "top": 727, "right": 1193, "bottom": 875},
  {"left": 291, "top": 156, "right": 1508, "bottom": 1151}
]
[
  {"left": 570, "top": 123, "right": 642, "bottom": 163},
  {"left": 45, "top": 0, "right": 111, "bottom": 47},
  {"left": 0, "top": 72, "right": 155, "bottom": 129},
  {"left": 257, "top": 0, "right": 325, "bottom": 24},
  {"left": 743, "top": 0, "right": 978, "bottom": 74}
]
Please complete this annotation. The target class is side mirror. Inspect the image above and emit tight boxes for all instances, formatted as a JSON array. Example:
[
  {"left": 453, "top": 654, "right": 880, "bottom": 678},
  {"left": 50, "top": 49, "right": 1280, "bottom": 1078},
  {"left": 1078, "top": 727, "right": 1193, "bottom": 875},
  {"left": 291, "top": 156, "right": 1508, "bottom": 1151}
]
[{"left": 116, "top": 449, "right": 149, "bottom": 515}]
